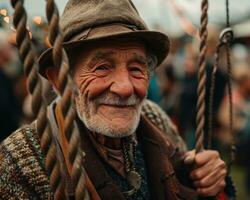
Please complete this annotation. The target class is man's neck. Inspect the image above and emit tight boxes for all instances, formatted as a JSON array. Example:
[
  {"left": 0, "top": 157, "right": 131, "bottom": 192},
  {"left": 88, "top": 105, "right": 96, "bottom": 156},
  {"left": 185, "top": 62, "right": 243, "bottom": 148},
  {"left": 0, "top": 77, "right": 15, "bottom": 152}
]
[{"left": 92, "top": 132, "right": 122, "bottom": 150}]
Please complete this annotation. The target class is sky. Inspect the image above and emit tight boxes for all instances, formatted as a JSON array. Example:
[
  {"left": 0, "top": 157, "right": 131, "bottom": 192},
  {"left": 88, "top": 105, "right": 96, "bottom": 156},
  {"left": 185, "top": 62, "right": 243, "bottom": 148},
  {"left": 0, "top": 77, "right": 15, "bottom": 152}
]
[{"left": 1, "top": 0, "right": 250, "bottom": 36}]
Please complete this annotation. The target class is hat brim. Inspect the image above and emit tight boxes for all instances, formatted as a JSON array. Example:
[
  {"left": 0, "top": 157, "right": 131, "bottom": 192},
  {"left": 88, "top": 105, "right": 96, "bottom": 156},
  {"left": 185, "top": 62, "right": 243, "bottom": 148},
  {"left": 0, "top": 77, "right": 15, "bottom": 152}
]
[{"left": 38, "top": 30, "right": 170, "bottom": 78}]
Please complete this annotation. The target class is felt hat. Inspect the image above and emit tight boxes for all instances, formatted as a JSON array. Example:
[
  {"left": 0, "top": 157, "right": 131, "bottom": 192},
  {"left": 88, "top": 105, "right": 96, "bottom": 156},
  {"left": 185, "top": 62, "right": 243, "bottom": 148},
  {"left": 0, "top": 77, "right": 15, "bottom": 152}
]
[{"left": 38, "top": 0, "right": 170, "bottom": 77}]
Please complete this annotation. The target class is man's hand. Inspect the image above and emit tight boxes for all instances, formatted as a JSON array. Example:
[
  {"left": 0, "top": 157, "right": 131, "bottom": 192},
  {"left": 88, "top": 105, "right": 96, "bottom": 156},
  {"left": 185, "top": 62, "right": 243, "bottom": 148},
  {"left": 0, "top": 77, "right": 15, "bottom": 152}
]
[{"left": 184, "top": 150, "right": 227, "bottom": 197}]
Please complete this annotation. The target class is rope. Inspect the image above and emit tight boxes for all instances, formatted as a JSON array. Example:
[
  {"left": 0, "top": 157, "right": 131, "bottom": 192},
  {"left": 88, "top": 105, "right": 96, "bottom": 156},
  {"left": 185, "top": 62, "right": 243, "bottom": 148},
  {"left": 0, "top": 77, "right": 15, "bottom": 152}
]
[
  {"left": 207, "top": 1, "right": 236, "bottom": 198},
  {"left": 207, "top": 43, "right": 221, "bottom": 149},
  {"left": 196, "top": 0, "right": 208, "bottom": 153},
  {"left": 10, "top": 0, "right": 66, "bottom": 199},
  {"left": 45, "top": 0, "right": 90, "bottom": 199},
  {"left": 224, "top": 0, "right": 235, "bottom": 171},
  {"left": 207, "top": 0, "right": 235, "bottom": 168},
  {"left": 225, "top": 0, "right": 230, "bottom": 27},
  {"left": 225, "top": 40, "right": 235, "bottom": 171}
]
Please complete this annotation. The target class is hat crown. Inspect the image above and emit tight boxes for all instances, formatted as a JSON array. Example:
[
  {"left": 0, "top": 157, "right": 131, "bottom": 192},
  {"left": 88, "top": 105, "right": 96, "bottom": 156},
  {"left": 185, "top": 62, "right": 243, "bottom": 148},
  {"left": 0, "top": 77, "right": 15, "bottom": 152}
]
[{"left": 61, "top": 0, "right": 148, "bottom": 41}]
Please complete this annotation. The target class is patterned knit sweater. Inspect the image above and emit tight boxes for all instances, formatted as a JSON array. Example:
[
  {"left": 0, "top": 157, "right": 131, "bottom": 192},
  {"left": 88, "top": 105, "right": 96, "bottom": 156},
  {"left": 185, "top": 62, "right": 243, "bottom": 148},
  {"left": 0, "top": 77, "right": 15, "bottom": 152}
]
[{"left": 0, "top": 100, "right": 186, "bottom": 199}]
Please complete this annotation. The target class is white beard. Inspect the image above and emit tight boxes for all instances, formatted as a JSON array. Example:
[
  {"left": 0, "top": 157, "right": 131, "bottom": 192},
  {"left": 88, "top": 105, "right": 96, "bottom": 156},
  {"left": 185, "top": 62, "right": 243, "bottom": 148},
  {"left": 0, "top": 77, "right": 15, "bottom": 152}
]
[{"left": 75, "top": 91, "right": 145, "bottom": 138}]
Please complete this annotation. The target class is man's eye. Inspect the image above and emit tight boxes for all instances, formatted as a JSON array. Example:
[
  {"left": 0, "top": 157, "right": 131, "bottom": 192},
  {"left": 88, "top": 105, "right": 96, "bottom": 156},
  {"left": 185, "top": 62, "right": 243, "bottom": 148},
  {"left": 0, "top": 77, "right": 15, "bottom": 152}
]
[
  {"left": 129, "top": 67, "right": 142, "bottom": 72},
  {"left": 129, "top": 66, "right": 145, "bottom": 75},
  {"left": 95, "top": 65, "right": 109, "bottom": 71}
]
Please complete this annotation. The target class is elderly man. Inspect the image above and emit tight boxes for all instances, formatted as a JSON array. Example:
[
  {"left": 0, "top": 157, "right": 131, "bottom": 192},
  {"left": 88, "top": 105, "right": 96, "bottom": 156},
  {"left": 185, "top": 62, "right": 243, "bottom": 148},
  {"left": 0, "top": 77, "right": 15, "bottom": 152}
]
[{"left": 0, "top": 0, "right": 227, "bottom": 199}]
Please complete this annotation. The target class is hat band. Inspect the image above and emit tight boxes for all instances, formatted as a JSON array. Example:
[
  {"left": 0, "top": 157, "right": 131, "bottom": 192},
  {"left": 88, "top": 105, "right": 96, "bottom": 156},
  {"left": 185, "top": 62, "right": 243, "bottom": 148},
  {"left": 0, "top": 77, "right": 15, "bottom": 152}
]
[{"left": 69, "top": 23, "right": 140, "bottom": 42}]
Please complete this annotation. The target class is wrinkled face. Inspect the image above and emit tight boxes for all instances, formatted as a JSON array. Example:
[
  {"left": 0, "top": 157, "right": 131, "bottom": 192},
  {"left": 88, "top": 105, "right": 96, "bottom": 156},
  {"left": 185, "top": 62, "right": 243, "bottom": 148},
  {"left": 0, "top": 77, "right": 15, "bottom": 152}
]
[{"left": 73, "top": 41, "right": 150, "bottom": 137}]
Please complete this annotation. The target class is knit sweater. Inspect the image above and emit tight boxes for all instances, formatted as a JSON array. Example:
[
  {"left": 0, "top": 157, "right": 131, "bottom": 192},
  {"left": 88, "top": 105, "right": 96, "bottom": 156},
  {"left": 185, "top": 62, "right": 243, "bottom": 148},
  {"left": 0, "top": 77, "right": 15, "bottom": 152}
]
[{"left": 0, "top": 100, "right": 186, "bottom": 199}]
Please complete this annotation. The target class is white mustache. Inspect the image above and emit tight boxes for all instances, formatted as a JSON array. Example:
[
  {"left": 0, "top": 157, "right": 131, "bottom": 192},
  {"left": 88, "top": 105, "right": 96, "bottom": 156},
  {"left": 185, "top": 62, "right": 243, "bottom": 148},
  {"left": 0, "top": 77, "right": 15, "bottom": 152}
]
[{"left": 94, "top": 93, "right": 141, "bottom": 106}]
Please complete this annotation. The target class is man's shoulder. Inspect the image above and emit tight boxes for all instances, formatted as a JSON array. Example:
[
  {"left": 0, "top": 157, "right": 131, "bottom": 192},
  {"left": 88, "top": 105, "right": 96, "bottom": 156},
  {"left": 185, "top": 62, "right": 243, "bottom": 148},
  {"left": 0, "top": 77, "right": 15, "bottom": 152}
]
[
  {"left": 141, "top": 99, "right": 187, "bottom": 153},
  {"left": 142, "top": 99, "right": 177, "bottom": 133},
  {"left": 0, "top": 123, "right": 41, "bottom": 162},
  {"left": 0, "top": 122, "right": 46, "bottom": 175},
  {"left": 0, "top": 123, "right": 52, "bottom": 199}
]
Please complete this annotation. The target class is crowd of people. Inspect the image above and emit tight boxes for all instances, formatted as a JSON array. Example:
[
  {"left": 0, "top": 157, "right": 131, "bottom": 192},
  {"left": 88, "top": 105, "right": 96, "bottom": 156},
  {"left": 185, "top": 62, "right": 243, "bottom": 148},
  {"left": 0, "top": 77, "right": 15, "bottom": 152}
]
[{"left": 0, "top": 1, "right": 249, "bottom": 199}]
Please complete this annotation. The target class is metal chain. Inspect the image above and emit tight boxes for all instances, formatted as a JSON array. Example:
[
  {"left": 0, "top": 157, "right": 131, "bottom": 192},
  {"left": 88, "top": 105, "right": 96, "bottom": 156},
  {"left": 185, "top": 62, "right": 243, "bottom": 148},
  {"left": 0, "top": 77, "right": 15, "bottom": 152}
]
[
  {"left": 10, "top": 0, "right": 66, "bottom": 199},
  {"left": 196, "top": 0, "right": 208, "bottom": 153},
  {"left": 45, "top": 0, "right": 90, "bottom": 199}
]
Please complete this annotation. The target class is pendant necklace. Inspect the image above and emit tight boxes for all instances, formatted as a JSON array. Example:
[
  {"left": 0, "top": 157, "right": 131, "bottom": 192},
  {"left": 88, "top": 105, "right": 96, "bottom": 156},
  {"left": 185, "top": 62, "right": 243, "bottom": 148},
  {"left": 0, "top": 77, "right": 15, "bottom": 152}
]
[{"left": 122, "top": 135, "right": 142, "bottom": 196}]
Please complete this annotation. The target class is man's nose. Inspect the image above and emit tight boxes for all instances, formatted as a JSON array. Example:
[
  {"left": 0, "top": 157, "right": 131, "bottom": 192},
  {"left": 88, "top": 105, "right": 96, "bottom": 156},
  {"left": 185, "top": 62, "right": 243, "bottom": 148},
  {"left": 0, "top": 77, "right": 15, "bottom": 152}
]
[{"left": 109, "top": 68, "right": 134, "bottom": 98}]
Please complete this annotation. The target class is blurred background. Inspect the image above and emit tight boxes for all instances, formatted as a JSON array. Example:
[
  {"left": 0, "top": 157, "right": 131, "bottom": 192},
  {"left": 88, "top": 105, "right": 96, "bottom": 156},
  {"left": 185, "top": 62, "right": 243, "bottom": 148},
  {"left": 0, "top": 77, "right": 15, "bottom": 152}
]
[{"left": 0, "top": 0, "right": 250, "bottom": 198}]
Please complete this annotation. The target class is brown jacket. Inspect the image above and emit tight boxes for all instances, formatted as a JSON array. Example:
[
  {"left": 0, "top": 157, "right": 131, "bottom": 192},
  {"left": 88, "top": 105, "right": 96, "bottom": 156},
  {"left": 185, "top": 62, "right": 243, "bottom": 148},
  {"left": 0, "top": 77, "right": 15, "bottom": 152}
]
[{"left": 79, "top": 114, "right": 198, "bottom": 200}]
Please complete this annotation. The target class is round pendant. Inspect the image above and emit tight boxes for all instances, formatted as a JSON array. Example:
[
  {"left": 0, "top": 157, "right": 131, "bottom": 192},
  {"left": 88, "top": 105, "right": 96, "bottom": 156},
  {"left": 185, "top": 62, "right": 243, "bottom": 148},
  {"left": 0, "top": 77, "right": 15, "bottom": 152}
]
[{"left": 127, "top": 170, "right": 142, "bottom": 190}]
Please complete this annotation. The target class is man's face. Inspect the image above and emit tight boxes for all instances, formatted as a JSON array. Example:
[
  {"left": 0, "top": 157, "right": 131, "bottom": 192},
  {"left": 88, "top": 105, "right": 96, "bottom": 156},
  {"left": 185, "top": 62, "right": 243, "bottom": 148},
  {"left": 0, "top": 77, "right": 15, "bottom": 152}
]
[{"left": 73, "top": 41, "right": 150, "bottom": 137}]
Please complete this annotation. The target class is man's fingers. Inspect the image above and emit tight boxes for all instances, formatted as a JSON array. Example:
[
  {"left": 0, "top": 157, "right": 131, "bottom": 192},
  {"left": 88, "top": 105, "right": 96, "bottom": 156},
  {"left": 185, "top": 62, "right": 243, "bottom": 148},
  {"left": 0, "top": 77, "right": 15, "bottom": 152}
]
[
  {"left": 193, "top": 167, "right": 227, "bottom": 188},
  {"left": 197, "top": 176, "right": 226, "bottom": 196},
  {"left": 190, "top": 157, "right": 226, "bottom": 180},
  {"left": 184, "top": 150, "right": 220, "bottom": 166},
  {"left": 190, "top": 162, "right": 215, "bottom": 180},
  {"left": 194, "top": 150, "right": 220, "bottom": 166},
  {"left": 184, "top": 150, "right": 195, "bottom": 165}
]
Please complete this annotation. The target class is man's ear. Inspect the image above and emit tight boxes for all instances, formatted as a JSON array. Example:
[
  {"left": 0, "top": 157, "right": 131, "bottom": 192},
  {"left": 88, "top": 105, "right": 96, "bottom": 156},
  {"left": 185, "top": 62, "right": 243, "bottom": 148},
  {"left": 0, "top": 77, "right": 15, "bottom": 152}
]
[{"left": 46, "top": 67, "right": 59, "bottom": 91}]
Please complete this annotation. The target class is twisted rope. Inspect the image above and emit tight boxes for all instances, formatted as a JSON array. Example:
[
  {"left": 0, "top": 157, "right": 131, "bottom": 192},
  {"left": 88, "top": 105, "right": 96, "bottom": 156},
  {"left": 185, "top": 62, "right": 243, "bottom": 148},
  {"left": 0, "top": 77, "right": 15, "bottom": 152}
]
[
  {"left": 225, "top": 0, "right": 230, "bottom": 27},
  {"left": 45, "top": 0, "right": 90, "bottom": 199},
  {"left": 207, "top": 0, "right": 235, "bottom": 167},
  {"left": 224, "top": 0, "right": 235, "bottom": 170},
  {"left": 207, "top": 1, "right": 236, "bottom": 198},
  {"left": 225, "top": 41, "right": 235, "bottom": 170},
  {"left": 207, "top": 43, "right": 222, "bottom": 149},
  {"left": 10, "top": 0, "right": 65, "bottom": 199},
  {"left": 196, "top": 0, "right": 208, "bottom": 153}
]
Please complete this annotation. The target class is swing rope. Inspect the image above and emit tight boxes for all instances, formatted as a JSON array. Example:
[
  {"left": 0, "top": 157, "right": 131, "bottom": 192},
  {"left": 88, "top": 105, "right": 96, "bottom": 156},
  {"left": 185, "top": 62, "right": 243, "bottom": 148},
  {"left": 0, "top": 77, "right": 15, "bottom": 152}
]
[
  {"left": 196, "top": 0, "right": 208, "bottom": 153},
  {"left": 207, "top": 0, "right": 235, "bottom": 167},
  {"left": 207, "top": 1, "right": 237, "bottom": 198},
  {"left": 10, "top": 0, "right": 66, "bottom": 199},
  {"left": 45, "top": 0, "right": 90, "bottom": 199}
]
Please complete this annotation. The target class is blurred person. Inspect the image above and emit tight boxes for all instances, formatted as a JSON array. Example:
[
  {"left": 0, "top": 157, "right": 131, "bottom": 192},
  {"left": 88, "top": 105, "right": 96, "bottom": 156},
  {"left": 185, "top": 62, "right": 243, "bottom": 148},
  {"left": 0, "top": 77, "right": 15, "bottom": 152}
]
[
  {"left": 0, "top": 29, "right": 22, "bottom": 142},
  {"left": 218, "top": 63, "right": 250, "bottom": 195},
  {"left": 159, "top": 63, "right": 180, "bottom": 126},
  {"left": 176, "top": 47, "right": 198, "bottom": 148},
  {"left": 218, "top": 64, "right": 250, "bottom": 145},
  {"left": 147, "top": 72, "right": 162, "bottom": 103}
]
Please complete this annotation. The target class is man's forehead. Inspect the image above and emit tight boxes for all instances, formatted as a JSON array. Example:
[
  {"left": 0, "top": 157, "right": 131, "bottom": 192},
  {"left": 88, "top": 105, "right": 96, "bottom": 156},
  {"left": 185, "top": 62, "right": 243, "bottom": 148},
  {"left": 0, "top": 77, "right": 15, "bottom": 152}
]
[{"left": 75, "top": 40, "right": 147, "bottom": 62}]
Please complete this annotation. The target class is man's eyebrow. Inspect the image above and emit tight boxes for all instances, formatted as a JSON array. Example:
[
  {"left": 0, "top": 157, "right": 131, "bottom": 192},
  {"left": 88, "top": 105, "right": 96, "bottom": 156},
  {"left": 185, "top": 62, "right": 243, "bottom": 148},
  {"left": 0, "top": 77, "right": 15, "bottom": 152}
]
[
  {"left": 129, "top": 53, "right": 147, "bottom": 65},
  {"left": 89, "top": 51, "right": 115, "bottom": 62}
]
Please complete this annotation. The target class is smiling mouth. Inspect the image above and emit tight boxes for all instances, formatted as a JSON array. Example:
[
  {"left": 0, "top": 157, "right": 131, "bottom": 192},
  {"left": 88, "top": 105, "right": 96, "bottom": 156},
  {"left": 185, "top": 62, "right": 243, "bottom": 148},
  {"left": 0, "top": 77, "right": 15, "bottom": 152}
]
[{"left": 100, "top": 104, "right": 136, "bottom": 109}]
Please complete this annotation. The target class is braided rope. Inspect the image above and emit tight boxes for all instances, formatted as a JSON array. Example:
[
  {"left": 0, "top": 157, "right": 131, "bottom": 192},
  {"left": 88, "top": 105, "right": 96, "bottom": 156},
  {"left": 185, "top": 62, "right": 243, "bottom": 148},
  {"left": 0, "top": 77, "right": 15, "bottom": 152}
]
[
  {"left": 207, "top": 43, "right": 222, "bottom": 149},
  {"left": 225, "top": 0, "right": 235, "bottom": 171},
  {"left": 226, "top": 0, "right": 230, "bottom": 27},
  {"left": 225, "top": 42, "right": 235, "bottom": 171},
  {"left": 10, "top": 0, "right": 65, "bottom": 199},
  {"left": 196, "top": 0, "right": 208, "bottom": 153},
  {"left": 45, "top": 0, "right": 90, "bottom": 199},
  {"left": 207, "top": 0, "right": 235, "bottom": 167}
]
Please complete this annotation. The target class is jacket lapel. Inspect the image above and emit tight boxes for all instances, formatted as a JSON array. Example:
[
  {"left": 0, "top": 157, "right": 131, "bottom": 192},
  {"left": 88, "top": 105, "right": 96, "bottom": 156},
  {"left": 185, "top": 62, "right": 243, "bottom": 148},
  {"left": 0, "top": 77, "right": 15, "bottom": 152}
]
[
  {"left": 77, "top": 120, "right": 126, "bottom": 200},
  {"left": 137, "top": 115, "right": 179, "bottom": 200}
]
